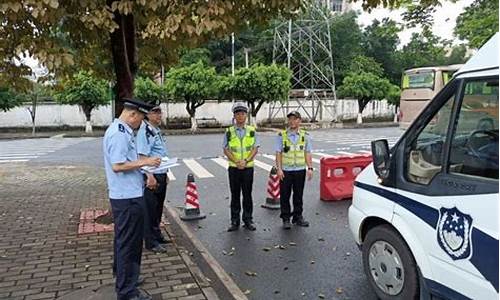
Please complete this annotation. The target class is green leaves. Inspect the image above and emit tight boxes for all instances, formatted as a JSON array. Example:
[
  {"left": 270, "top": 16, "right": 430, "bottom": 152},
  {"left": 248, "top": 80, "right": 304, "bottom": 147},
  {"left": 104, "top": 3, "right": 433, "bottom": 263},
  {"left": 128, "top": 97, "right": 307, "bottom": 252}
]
[
  {"left": 455, "top": 0, "right": 499, "bottom": 49},
  {"left": 134, "top": 77, "right": 166, "bottom": 104},
  {"left": 0, "top": 87, "right": 23, "bottom": 112},
  {"left": 55, "top": 71, "right": 109, "bottom": 108}
]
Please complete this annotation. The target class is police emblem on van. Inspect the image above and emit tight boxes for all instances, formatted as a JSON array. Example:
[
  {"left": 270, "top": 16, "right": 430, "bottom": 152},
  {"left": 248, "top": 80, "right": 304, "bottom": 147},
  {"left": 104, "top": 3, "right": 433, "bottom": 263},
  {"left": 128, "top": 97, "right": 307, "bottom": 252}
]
[{"left": 437, "top": 207, "right": 473, "bottom": 260}]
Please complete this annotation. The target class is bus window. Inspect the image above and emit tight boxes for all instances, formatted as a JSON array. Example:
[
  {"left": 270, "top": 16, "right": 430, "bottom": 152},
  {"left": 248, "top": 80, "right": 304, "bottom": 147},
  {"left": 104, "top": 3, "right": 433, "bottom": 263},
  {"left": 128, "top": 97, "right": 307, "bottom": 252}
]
[
  {"left": 448, "top": 78, "right": 499, "bottom": 179},
  {"left": 402, "top": 71, "right": 435, "bottom": 89},
  {"left": 405, "top": 94, "right": 455, "bottom": 185}
]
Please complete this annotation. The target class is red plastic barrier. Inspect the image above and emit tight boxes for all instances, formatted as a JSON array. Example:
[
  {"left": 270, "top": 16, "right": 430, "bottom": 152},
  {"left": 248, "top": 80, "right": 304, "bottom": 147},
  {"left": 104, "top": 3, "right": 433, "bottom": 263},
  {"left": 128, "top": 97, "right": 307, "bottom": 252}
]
[{"left": 320, "top": 154, "right": 372, "bottom": 201}]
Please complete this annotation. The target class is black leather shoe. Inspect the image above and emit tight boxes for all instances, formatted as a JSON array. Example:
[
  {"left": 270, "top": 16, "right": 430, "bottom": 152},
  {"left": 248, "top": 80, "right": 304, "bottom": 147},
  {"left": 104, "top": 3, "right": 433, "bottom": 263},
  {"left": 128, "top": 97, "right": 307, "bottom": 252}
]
[
  {"left": 157, "top": 236, "right": 172, "bottom": 244},
  {"left": 128, "top": 289, "right": 152, "bottom": 300},
  {"left": 136, "top": 276, "right": 145, "bottom": 286},
  {"left": 243, "top": 222, "right": 256, "bottom": 231},
  {"left": 227, "top": 223, "right": 239, "bottom": 232},
  {"left": 282, "top": 220, "right": 291, "bottom": 230},
  {"left": 292, "top": 218, "right": 309, "bottom": 227},
  {"left": 146, "top": 244, "right": 167, "bottom": 253}
]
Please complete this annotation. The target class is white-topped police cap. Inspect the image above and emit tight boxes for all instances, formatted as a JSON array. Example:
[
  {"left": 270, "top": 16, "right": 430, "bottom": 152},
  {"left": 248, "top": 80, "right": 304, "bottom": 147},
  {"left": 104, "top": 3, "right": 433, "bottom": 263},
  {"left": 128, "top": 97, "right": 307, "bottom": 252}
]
[
  {"left": 232, "top": 101, "right": 248, "bottom": 113},
  {"left": 121, "top": 97, "right": 153, "bottom": 114}
]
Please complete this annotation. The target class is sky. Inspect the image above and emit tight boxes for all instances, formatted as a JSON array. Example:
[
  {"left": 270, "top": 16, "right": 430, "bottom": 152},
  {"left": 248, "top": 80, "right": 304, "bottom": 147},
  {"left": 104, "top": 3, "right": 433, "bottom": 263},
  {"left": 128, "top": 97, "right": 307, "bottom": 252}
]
[{"left": 352, "top": 0, "right": 475, "bottom": 46}]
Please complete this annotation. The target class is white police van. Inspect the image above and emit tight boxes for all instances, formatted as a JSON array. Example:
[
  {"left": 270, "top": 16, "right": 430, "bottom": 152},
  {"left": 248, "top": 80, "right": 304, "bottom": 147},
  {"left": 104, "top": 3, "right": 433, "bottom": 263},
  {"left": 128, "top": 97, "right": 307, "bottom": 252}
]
[{"left": 349, "top": 33, "right": 499, "bottom": 300}]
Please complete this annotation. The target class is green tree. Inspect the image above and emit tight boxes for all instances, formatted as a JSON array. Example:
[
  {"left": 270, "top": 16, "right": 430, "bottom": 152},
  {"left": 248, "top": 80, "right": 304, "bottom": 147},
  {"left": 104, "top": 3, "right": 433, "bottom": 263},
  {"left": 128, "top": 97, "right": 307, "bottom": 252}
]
[
  {"left": 455, "top": 0, "right": 499, "bottom": 49},
  {"left": 330, "top": 11, "right": 365, "bottom": 85},
  {"left": 134, "top": 77, "right": 165, "bottom": 104},
  {"left": 0, "top": 88, "right": 22, "bottom": 112},
  {"left": 338, "top": 72, "right": 396, "bottom": 124},
  {"left": 398, "top": 29, "right": 449, "bottom": 70},
  {"left": 363, "top": 18, "right": 402, "bottom": 84},
  {"left": 348, "top": 55, "right": 384, "bottom": 77},
  {"left": 55, "top": 71, "right": 109, "bottom": 133},
  {"left": 1, "top": 1, "right": 302, "bottom": 117},
  {"left": 164, "top": 62, "right": 219, "bottom": 131},
  {"left": 230, "top": 64, "right": 291, "bottom": 126},
  {"left": 178, "top": 48, "right": 212, "bottom": 67}
]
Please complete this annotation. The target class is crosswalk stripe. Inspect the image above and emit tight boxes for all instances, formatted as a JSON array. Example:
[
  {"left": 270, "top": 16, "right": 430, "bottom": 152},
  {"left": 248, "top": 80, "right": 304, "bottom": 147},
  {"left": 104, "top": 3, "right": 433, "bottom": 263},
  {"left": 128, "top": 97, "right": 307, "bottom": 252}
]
[
  {"left": 0, "top": 156, "right": 38, "bottom": 159},
  {"left": 167, "top": 171, "right": 176, "bottom": 181},
  {"left": 313, "top": 152, "right": 334, "bottom": 157},
  {"left": 0, "top": 159, "right": 29, "bottom": 163},
  {"left": 211, "top": 157, "right": 228, "bottom": 169},
  {"left": 337, "top": 151, "right": 356, "bottom": 156},
  {"left": 261, "top": 154, "right": 275, "bottom": 161},
  {"left": 312, "top": 158, "right": 321, "bottom": 164},
  {"left": 183, "top": 159, "right": 214, "bottom": 178},
  {"left": 254, "top": 160, "right": 273, "bottom": 172},
  {"left": 359, "top": 150, "right": 372, "bottom": 154}
]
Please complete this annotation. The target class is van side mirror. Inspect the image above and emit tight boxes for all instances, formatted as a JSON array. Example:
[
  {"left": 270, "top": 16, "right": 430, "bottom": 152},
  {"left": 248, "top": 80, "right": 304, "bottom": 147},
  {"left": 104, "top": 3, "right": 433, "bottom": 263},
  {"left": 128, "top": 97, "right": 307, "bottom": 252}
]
[{"left": 371, "top": 139, "right": 391, "bottom": 180}]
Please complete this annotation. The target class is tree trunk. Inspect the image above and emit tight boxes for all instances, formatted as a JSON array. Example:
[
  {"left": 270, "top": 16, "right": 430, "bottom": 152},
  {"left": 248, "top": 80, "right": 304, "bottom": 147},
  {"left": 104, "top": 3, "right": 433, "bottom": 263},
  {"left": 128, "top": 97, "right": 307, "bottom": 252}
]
[
  {"left": 108, "top": 1, "right": 137, "bottom": 117},
  {"left": 357, "top": 98, "right": 370, "bottom": 124},
  {"left": 31, "top": 94, "right": 37, "bottom": 136},
  {"left": 250, "top": 100, "right": 265, "bottom": 127},
  {"left": 186, "top": 102, "right": 198, "bottom": 132},
  {"left": 82, "top": 104, "right": 94, "bottom": 133}
]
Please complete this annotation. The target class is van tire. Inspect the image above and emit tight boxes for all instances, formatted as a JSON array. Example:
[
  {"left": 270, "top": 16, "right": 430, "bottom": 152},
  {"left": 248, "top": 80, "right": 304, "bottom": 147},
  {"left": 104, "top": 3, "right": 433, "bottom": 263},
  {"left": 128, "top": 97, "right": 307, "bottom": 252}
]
[{"left": 362, "top": 225, "right": 419, "bottom": 300}]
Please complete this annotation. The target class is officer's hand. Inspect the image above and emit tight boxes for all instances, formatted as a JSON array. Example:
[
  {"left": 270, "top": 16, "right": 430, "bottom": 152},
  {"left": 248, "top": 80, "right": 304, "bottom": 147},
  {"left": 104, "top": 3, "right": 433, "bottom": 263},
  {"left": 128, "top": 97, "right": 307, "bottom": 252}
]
[
  {"left": 307, "top": 169, "right": 313, "bottom": 181},
  {"left": 144, "top": 157, "right": 161, "bottom": 167},
  {"left": 236, "top": 160, "right": 246, "bottom": 169},
  {"left": 146, "top": 175, "right": 158, "bottom": 190},
  {"left": 277, "top": 169, "right": 285, "bottom": 181}
]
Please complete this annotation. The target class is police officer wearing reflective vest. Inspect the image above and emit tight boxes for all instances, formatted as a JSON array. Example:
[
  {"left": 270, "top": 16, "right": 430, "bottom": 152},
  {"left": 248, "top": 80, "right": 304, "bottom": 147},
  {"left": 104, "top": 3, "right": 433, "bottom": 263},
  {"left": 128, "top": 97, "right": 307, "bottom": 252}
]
[
  {"left": 223, "top": 102, "right": 259, "bottom": 232},
  {"left": 275, "top": 111, "right": 313, "bottom": 229},
  {"left": 136, "top": 102, "right": 171, "bottom": 254},
  {"left": 103, "top": 98, "right": 160, "bottom": 300}
]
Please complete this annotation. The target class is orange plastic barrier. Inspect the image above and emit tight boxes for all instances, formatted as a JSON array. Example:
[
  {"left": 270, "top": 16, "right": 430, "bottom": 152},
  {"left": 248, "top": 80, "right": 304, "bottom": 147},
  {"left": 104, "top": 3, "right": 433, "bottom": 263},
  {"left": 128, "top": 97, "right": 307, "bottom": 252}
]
[{"left": 320, "top": 154, "right": 372, "bottom": 201}]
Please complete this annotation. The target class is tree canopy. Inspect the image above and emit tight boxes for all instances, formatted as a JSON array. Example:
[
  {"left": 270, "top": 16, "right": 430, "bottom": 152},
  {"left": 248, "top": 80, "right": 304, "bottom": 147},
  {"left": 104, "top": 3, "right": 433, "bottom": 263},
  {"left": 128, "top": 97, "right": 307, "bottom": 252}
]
[
  {"left": 455, "top": 0, "right": 499, "bottom": 49},
  {"left": 134, "top": 76, "right": 166, "bottom": 104}
]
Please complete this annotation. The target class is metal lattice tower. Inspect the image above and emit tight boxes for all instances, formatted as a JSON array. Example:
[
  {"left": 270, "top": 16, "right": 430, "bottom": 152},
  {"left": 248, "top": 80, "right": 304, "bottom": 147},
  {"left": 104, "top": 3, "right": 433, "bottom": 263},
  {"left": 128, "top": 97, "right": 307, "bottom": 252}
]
[{"left": 271, "top": 3, "right": 338, "bottom": 122}]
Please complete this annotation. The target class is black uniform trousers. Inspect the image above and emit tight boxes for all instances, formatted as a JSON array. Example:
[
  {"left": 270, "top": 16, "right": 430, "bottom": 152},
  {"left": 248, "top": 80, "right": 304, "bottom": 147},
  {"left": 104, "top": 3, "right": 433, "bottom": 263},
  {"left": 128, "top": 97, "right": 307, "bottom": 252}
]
[
  {"left": 228, "top": 167, "right": 254, "bottom": 225},
  {"left": 279, "top": 169, "right": 306, "bottom": 221},
  {"left": 143, "top": 173, "right": 167, "bottom": 248},
  {"left": 110, "top": 197, "right": 144, "bottom": 300}
]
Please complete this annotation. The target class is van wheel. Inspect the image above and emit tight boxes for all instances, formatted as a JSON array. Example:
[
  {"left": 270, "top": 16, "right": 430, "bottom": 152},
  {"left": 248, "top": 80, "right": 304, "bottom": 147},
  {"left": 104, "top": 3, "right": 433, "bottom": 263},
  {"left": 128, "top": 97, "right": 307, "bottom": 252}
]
[{"left": 362, "top": 225, "right": 419, "bottom": 300}]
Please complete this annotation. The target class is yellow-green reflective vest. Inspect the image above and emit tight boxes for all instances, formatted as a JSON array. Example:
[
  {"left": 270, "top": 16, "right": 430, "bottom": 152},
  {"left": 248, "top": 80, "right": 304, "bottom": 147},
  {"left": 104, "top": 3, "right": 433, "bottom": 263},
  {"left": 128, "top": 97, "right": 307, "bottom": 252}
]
[
  {"left": 226, "top": 125, "right": 256, "bottom": 167},
  {"left": 281, "top": 129, "right": 306, "bottom": 168}
]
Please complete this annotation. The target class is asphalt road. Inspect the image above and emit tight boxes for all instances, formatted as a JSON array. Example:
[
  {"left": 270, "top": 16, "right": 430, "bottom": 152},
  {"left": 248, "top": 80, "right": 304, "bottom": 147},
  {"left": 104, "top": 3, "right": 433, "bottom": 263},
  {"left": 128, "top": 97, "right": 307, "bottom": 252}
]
[{"left": 0, "top": 126, "right": 403, "bottom": 299}]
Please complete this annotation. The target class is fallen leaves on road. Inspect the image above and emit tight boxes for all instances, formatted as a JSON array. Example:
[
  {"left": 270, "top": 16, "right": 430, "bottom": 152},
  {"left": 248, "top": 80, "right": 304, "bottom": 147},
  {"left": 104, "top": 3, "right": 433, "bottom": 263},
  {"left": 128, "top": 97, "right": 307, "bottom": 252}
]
[
  {"left": 245, "top": 271, "right": 257, "bottom": 277},
  {"left": 243, "top": 289, "right": 251, "bottom": 295},
  {"left": 336, "top": 287, "right": 343, "bottom": 294},
  {"left": 262, "top": 247, "right": 271, "bottom": 252},
  {"left": 289, "top": 242, "right": 297, "bottom": 246},
  {"left": 318, "top": 237, "right": 325, "bottom": 242},
  {"left": 318, "top": 293, "right": 325, "bottom": 299}
]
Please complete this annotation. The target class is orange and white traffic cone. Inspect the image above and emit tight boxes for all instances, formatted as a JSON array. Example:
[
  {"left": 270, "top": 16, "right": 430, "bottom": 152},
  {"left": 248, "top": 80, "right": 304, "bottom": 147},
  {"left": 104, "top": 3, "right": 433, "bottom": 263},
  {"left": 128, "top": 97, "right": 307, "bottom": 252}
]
[
  {"left": 180, "top": 173, "right": 206, "bottom": 221},
  {"left": 261, "top": 166, "right": 280, "bottom": 210}
]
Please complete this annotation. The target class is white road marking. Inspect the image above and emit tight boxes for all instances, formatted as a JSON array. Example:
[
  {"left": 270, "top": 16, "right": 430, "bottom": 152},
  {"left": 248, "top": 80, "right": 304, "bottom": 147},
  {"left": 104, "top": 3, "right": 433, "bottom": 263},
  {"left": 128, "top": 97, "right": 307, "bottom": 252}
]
[
  {"left": 359, "top": 150, "right": 372, "bottom": 154},
  {"left": 183, "top": 159, "right": 214, "bottom": 178},
  {"left": 0, "top": 159, "right": 29, "bottom": 163},
  {"left": 254, "top": 160, "right": 273, "bottom": 172},
  {"left": 211, "top": 157, "right": 229, "bottom": 169},
  {"left": 0, "top": 156, "right": 39, "bottom": 159},
  {"left": 167, "top": 171, "right": 176, "bottom": 181},
  {"left": 336, "top": 151, "right": 356, "bottom": 156}
]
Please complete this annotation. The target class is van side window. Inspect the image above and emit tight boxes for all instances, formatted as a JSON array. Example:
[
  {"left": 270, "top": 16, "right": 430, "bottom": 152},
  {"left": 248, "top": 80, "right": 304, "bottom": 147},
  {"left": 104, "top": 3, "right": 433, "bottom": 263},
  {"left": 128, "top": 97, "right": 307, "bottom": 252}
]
[
  {"left": 405, "top": 94, "right": 455, "bottom": 185},
  {"left": 448, "top": 78, "right": 499, "bottom": 180}
]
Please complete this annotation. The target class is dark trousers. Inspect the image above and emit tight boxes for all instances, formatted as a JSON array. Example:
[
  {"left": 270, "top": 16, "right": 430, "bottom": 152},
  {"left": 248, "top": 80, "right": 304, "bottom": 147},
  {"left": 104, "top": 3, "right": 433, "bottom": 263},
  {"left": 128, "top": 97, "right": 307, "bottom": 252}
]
[
  {"left": 110, "top": 197, "right": 144, "bottom": 300},
  {"left": 228, "top": 167, "right": 254, "bottom": 225},
  {"left": 143, "top": 174, "right": 167, "bottom": 248},
  {"left": 280, "top": 170, "right": 306, "bottom": 221}
]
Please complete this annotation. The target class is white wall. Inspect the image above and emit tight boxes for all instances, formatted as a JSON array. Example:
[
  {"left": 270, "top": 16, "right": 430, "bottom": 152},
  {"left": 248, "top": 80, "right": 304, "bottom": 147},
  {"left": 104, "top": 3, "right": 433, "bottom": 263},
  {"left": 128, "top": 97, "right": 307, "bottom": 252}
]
[{"left": 0, "top": 99, "right": 395, "bottom": 128}]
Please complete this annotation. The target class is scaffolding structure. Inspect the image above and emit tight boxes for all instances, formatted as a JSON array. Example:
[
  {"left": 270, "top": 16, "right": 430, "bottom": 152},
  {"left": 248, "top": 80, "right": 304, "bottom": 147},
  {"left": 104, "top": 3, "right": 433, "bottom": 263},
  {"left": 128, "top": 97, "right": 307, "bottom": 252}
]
[{"left": 271, "top": 3, "right": 338, "bottom": 122}]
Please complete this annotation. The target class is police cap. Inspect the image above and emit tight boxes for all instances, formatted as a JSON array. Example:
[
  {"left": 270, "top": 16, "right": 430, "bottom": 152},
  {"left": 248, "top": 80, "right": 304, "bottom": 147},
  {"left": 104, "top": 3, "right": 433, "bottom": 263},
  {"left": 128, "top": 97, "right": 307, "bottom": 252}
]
[
  {"left": 287, "top": 111, "right": 301, "bottom": 119},
  {"left": 232, "top": 102, "right": 248, "bottom": 113},
  {"left": 121, "top": 98, "right": 153, "bottom": 114}
]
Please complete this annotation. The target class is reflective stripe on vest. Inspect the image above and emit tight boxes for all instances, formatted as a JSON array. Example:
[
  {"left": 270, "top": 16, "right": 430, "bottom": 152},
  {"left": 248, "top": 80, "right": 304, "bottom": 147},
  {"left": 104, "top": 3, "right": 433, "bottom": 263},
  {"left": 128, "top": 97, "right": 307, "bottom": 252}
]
[
  {"left": 281, "top": 129, "right": 306, "bottom": 168},
  {"left": 227, "top": 125, "right": 255, "bottom": 167}
]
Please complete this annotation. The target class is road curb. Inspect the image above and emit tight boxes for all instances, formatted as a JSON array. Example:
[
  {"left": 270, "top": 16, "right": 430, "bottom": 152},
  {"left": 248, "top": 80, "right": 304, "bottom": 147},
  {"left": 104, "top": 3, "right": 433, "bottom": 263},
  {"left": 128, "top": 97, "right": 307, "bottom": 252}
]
[{"left": 165, "top": 206, "right": 248, "bottom": 300}]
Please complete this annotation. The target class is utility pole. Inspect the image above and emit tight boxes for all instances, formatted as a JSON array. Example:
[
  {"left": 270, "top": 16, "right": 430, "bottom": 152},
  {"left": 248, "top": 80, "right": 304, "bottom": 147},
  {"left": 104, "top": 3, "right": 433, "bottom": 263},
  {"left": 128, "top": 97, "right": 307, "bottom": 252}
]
[
  {"left": 231, "top": 32, "right": 235, "bottom": 76},
  {"left": 244, "top": 48, "right": 249, "bottom": 68}
]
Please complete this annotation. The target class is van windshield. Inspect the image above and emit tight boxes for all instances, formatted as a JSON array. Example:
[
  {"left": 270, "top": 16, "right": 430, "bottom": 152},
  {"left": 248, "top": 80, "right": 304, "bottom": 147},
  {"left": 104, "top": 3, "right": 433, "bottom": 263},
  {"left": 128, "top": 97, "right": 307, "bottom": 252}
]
[{"left": 402, "top": 71, "right": 435, "bottom": 89}]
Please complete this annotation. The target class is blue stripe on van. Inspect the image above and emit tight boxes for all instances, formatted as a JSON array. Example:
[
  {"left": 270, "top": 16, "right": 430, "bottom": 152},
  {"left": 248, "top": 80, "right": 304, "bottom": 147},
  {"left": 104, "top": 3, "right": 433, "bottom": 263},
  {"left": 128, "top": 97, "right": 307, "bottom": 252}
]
[{"left": 354, "top": 181, "right": 499, "bottom": 292}]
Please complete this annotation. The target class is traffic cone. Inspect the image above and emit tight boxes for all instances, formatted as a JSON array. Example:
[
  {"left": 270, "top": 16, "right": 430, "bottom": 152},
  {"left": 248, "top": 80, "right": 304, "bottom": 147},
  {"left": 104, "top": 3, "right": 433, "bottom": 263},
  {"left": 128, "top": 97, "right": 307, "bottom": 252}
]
[
  {"left": 261, "top": 166, "right": 280, "bottom": 209},
  {"left": 180, "top": 173, "right": 206, "bottom": 221}
]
